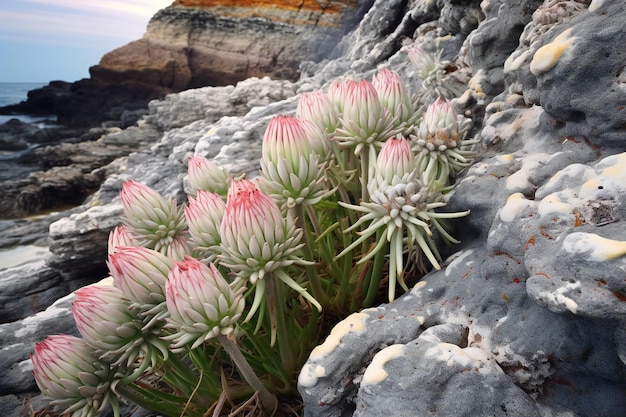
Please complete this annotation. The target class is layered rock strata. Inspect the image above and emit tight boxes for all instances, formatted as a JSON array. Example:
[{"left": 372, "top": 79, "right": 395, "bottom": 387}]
[
  {"left": 2, "top": 1, "right": 626, "bottom": 416},
  {"left": 90, "top": 0, "right": 365, "bottom": 89}
]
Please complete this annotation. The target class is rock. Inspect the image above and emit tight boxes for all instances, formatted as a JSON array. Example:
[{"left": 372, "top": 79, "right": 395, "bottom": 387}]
[
  {"left": 298, "top": 2, "right": 626, "bottom": 416},
  {"left": 0, "top": 123, "right": 163, "bottom": 218},
  {"left": 45, "top": 205, "right": 123, "bottom": 281},
  {"left": 3, "top": 1, "right": 626, "bottom": 416},
  {"left": 91, "top": 1, "right": 367, "bottom": 90},
  {"left": 0, "top": 291, "right": 78, "bottom": 395}
]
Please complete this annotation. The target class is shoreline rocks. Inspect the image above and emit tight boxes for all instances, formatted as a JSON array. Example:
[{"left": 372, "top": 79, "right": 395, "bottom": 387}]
[{"left": 1, "top": 1, "right": 626, "bottom": 416}]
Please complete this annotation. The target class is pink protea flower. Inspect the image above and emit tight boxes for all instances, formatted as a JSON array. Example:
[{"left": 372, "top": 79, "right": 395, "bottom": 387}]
[
  {"left": 187, "top": 156, "right": 230, "bottom": 198},
  {"left": 31, "top": 334, "right": 119, "bottom": 417},
  {"left": 372, "top": 68, "right": 419, "bottom": 131},
  {"left": 296, "top": 91, "right": 340, "bottom": 134},
  {"left": 218, "top": 178, "right": 320, "bottom": 318},
  {"left": 184, "top": 190, "right": 225, "bottom": 259},
  {"left": 107, "top": 224, "right": 139, "bottom": 255},
  {"left": 73, "top": 285, "right": 168, "bottom": 369},
  {"left": 411, "top": 97, "right": 476, "bottom": 185},
  {"left": 120, "top": 180, "right": 189, "bottom": 259},
  {"left": 338, "top": 136, "right": 469, "bottom": 302},
  {"left": 334, "top": 79, "right": 397, "bottom": 156},
  {"left": 164, "top": 257, "right": 245, "bottom": 350},
  {"left": 260, "top": 115, "right": 328, "bottom": 207},
  {"left": 107, "top": 245, "right": 173, "bottom": 319}
]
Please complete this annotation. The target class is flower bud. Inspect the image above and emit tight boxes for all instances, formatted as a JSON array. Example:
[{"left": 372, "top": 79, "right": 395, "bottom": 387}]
[
  {"left": 108, "top": 224, "right": 138, "bottom": 255},
  {"left": 73, "top": 285, "right": 163, "bottom": 368},
  {"left": 372, "top": 68, "right": 418, "bottom": 130},
  {"left": 260, "top": 116, "right": 328, "bottom": 207},
  {"left": 185, "top": 190, "right": 225, "bottom": 258},
  {"left": 107, "top": 245, "right": 173, "bottom": 314},
  {"left": 187, "top": 156, "right": 230, "bottom": 198},
  {"left": 164, "top": 257, "right": 245, "bottom": 350},
  {"left": 31, "top": 334, "right": 117, "bottom": 417},
  {"left": 371, "top": 136, "right": 415, "bottom": 189},
  {"left": 412, "top": 98, "right": 476, "bottom": 185},
  {"left": 334, "top": 79, "right": 397, "bottom": 155},
  {"left": 296, "top": 91, "right": 340, "bottom": 134},
  {"left": 218, "top": 178, "right": 304, "bottom": 284},
  {"left": 120, "top": 180, "right": 188, "bottom": 259}
]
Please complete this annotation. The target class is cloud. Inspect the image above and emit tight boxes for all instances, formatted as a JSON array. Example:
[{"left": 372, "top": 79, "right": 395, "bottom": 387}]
[
  {"left": 22, "top": 0, "right": 172, "bottom": 19},
  {"left": 0, "top": 1, "right": 172, "bottom": 44}
]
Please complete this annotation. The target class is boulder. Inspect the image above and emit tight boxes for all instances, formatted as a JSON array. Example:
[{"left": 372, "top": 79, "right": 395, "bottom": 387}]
[{"left": 2, "top": 1, "right": 626, "bottom": 417}]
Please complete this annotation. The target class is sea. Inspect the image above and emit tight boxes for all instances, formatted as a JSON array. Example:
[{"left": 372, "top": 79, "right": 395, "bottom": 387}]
[{"left": 0, "top": 82, "right": 55, "bottom": 125}]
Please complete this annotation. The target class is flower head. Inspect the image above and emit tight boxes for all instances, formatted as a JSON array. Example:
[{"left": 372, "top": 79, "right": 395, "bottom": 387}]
[
  {"left": 411, "top": 98, "right": 476, "bottom": 185},
  {"left": 107, "top": 245, "right": 173, "bottom": 319},
  {"left": 296, "top": 91, "right": 340, "bottom": 134},
  {"left": 73, "top": 285, "right": 168, "bottom": 369},
  {"left": 260, "top": 115, "right": 328, "bottom": 207},
  {"left": 120, "top": 180, "right": 189, "bottom": 259},
  {"left": 164, "top": 257, "right": 245, "bottom": 350},
  {"left": 406, "top": 45, "right": 455, "bottom": 102},
  {"left": 218, "top": 178, "right": 320, "bottom": 320},
  {"left": 369, "top": 136, "right": 415, "bottom": 190},
  {"left": 219, "top": 178, "right": 304, "bottom": 284},
  {"left": 334, "top": 79, "right": 397, "bottom": 155},
  {"left": 187, "top": 156, "right": 230, "bottom": 198},
  {"left": 327, "top": 78, "right": 350, "bottom": 115},
  {"left": 185, "top": 190, "right": 225, "bottom": 259},
  {"left": 108, "top": 224, "right": 139, "bottom": 255},
  {"left": 338, "top": 136, "right": 469, "bottom": 302},
  {"left": 31, "top": 334, "right": 119, "bottom": 417},
  {"left": 372, "top": 68, "right": 419, "bottom": 131}
]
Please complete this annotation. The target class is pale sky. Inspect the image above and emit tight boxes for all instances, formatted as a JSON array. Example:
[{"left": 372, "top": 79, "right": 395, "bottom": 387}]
[{"left": 0, "top": 0, "right": 173, "bottom": 82}]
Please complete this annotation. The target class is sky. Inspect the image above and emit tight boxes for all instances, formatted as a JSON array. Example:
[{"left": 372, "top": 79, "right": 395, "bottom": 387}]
[{"left": 0, "top": 0, "right": 173, "bottom": 83}]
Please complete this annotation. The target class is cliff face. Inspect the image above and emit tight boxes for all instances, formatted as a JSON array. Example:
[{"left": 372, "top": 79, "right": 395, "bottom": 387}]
[{"left": 90, "top": 0, "right": 364, "bottom": 90}]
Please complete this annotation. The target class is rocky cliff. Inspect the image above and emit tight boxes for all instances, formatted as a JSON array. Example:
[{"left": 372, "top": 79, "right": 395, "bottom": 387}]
[
  {"left": 91, "top": 0, "right": 365, "bottom": 89},
  {"left": 1, "top": 0, "right": 366, "bottom": 126},
  {"left": 1, "top": 0, "right": 626, "bottom": 416}
]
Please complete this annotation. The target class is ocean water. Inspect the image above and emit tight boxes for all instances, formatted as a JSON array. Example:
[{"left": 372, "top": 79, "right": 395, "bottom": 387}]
[{"left": 0, "top": 82, "right": 54, "bottom": 124}]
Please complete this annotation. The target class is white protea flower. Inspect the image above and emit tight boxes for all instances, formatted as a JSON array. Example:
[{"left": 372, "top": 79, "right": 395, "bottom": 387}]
[
  {"left": 187, "top": 156, "right": 230, "bottom": 198},
  {"left": 120, "top": 180, "right": 189, "bottom": 260},
  {"left": 184, "top": 190, "right": 225, "bottom": 260},
  {"left": 338, "top": 136, "right": 469, "bottom": 302},
  {"left": 372, "top": 68, "right": 420, "bottom": 133},
  {"left": 164, "top": 257, "right": 246, "bottom": 350},
  {"left": 73, "top": 285, "right": 168, "bottom": 370},
  {"left": 334, "top": 79, "right": 397, "bottom": 156},
  {"left": 296, "top": 91, "right": 340, "bottom": 135},
  {"left": 411, "top": 97, "right": 477, "bottom": 186},
  {"left": 260, "top": 115, "right": 329, "bottom": 208},
  {"left": 406, "top": 45, "right": 457, "bottom": 102},
  {"left": 107, "top": 245, "right": 173, "bottom": 326},
  {"left": 218, "top": 178, "right": 320, "bottom": 319},
  {"left": 31, "top": 334, "right": 120, "bottom": 417}
]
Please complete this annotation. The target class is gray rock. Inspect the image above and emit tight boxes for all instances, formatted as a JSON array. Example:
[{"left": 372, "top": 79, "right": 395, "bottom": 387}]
[{"left": 4, "top": 1, "right": 626, "bottom": 417}]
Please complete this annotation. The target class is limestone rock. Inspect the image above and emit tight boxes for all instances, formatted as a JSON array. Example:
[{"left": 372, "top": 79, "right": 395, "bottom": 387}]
[{"left": 3, "top": 1, "right": 626, "bottom": 417}]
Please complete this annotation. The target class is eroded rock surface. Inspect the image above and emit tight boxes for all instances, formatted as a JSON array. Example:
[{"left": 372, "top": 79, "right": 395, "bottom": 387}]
[{"left": 1, "top": 1, "right": 626, "bottom": 416}]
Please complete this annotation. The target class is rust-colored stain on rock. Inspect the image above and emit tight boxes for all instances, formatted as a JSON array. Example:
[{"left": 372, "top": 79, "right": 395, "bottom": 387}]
[{"left": 174, "top": 0, "right": 358, "bottom": 14}]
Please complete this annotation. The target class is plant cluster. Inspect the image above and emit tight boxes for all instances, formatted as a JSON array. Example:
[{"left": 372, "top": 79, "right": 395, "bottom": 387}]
[{"left": 31, "top": 46, "right": 477, "bottom": 417}]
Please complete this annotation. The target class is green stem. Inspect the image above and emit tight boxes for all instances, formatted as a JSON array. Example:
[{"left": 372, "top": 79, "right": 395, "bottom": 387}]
[
  {"left": 359, "top": 146, "right": 369, "bottom": 202},
  {"left": 217, "top": 334, "right": 278, "bottom": 413},
  {"left": 363, "top": 229, "right": 388, "bottom": 307},
  {"left": 296, "top": 203, "right": 329, "bottom": 307},
  {"left": 265, "top": 274, "right": 298, "bottom": 380}
]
